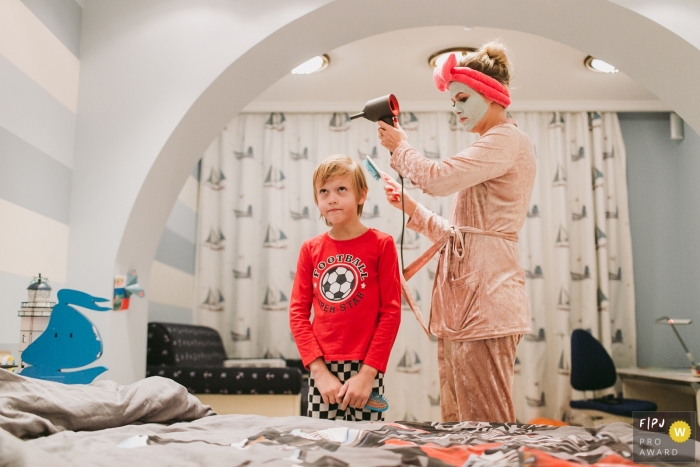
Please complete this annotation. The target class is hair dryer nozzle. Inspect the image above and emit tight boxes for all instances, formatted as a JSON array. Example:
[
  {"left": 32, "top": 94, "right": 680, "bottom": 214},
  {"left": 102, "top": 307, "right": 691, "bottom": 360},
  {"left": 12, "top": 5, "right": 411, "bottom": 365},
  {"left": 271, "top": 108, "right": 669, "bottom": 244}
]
[{"left": 355, "top": 94, "right": 400, "bottom": 126}]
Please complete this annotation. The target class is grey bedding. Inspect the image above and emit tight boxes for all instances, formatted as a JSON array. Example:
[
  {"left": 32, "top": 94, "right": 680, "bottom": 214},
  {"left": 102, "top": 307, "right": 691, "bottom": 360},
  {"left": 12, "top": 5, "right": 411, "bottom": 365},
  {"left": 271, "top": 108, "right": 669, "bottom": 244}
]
[{"left": 1, "top": 370, "right": 695, "bottom": 466}]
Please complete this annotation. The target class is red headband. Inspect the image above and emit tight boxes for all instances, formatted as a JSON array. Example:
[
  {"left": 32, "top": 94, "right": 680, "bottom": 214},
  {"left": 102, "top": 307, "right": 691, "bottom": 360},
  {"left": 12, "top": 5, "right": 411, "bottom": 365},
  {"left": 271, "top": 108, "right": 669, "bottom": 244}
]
[{"left": 433, "top": 53, "right": 511, "bottom": 109}]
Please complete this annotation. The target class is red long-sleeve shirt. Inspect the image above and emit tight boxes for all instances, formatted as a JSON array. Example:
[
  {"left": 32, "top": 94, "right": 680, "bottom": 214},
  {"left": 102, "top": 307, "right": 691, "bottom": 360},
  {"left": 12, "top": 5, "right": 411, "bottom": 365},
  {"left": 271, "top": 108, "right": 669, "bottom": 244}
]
[{"left": 289, "top": 229, "right": 401, "bottom": 373}]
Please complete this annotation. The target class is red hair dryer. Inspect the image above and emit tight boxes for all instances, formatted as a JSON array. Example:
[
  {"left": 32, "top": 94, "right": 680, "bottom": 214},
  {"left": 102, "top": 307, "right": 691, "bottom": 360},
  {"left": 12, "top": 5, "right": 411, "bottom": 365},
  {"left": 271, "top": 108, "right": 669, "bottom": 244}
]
[{"left": 350, "top": 94, "right": 400, "bottom": 126}]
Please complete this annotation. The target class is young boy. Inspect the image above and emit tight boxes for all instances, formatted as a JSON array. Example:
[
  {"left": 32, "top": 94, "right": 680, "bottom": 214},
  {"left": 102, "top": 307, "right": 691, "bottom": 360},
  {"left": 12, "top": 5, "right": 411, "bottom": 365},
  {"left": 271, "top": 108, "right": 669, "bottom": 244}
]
[{"left": 289, "top": 154, "right": 401, "bottom": 421}]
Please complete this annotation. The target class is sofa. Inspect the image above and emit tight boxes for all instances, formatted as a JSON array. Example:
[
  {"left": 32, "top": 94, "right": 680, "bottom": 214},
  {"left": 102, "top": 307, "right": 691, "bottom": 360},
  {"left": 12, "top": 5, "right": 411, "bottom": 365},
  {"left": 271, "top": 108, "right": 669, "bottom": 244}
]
[{"left": 146, "top": 322, "right": 302, "bottom": 416}]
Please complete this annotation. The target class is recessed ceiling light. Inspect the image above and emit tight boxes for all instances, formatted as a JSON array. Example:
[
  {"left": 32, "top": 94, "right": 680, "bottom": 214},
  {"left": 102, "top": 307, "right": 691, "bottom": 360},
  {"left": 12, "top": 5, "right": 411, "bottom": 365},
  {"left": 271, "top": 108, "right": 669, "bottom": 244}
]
[
  {"left": 291, "top": 54, "right": 330, "bottom": 75},
  {"left": 584, "top": 56, "right": 618, "bottom": 74},
  {"left": 428, "top": 47, "right": 477, "bottom": 68}
]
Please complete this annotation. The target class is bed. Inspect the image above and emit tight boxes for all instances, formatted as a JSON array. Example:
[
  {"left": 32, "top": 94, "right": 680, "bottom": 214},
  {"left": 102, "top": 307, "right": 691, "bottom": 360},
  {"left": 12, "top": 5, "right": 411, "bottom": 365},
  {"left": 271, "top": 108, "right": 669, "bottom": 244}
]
[{"left": 0, "top": 370, "right": 693, "bottom": 466}]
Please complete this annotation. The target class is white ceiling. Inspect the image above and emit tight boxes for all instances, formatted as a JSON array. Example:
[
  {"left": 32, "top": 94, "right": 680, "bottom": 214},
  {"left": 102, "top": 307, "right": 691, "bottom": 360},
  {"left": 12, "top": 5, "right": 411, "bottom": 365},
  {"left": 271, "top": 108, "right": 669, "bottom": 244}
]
[{"left": 247, "top": 25, "right": 664, "bottom": 112}]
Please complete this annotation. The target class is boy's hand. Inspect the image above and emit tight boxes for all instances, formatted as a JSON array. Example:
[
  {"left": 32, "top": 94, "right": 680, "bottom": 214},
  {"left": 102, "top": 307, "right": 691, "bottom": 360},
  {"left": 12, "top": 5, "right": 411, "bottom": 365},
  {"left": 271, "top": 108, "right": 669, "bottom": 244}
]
[
  {"left": 337, "top": 364, "right": 378, "bottom": 411},
  {"left": 310, "top": 358, "right": 343, "bottom": 405}
]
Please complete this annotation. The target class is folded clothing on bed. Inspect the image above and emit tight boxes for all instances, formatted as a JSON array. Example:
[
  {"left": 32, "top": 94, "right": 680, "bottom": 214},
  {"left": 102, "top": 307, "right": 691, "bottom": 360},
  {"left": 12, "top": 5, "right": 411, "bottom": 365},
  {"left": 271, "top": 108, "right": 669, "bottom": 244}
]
[{"left": 0, "top": 369, "right": 214, "bottom": 439}]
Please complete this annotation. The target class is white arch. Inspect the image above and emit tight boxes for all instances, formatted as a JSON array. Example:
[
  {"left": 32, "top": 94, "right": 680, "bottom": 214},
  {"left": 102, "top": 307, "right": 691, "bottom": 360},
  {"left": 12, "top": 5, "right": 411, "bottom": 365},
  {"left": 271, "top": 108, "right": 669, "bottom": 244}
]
[{"left": 88, "top": 0, "right": 699, "bottom": 383}]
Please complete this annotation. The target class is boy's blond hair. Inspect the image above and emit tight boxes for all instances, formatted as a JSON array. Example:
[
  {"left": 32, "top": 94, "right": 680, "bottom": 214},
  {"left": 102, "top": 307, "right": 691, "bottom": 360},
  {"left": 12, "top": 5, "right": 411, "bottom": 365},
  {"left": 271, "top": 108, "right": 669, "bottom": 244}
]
[{"left": 313, "top": 155, "right": 368, "bottom": 226}]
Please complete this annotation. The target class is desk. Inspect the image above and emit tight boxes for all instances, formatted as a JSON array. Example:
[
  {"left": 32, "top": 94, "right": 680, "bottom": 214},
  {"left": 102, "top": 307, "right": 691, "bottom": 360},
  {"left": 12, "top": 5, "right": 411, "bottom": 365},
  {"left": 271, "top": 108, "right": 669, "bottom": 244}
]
[{"left": 617, "top": 368, "right": 700, "bottom": 423}]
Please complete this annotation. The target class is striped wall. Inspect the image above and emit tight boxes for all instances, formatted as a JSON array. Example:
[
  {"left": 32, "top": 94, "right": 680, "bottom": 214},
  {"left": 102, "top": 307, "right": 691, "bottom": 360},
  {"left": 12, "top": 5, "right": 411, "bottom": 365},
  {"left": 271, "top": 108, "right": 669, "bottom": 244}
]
[
  {"left": 0, "top": 0, "right": 82, "bottom": 356},
  {"left": 148, "top": 163, "right": 200, "bottom": 324}
]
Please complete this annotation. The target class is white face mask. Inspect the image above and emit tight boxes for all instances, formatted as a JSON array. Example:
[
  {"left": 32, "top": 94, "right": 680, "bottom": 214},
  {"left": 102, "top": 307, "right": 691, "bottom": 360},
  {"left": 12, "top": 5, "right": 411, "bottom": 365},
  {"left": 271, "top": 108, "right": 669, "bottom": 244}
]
[{"left": 449, "top": 81, "right": 489, "bottom": 131}]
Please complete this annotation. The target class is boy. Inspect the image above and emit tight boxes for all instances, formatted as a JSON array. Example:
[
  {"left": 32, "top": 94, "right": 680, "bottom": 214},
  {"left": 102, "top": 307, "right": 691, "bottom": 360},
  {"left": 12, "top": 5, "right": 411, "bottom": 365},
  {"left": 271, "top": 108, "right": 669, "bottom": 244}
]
[{"left": 289, "top": 154, "right": 401, "bottom": 421}]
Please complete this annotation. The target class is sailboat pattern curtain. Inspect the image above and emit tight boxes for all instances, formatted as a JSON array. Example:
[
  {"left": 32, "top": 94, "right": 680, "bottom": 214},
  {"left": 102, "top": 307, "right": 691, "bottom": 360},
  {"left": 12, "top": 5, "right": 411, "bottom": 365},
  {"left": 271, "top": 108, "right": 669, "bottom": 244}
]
[{"left": 195, "top": 110, "right": 635, "bottom": 422}]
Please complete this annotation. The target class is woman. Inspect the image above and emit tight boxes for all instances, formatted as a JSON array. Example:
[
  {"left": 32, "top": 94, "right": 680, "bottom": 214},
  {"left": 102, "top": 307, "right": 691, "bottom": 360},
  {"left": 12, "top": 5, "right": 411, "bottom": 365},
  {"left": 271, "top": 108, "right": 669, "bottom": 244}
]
[{"left": 377, "top": 42, "right": 536, "bottom": 423}]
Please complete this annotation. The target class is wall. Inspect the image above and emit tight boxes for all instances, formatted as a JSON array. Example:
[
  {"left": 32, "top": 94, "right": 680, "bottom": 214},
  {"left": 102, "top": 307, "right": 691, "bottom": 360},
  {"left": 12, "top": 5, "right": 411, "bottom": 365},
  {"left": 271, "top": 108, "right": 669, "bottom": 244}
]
[
  {"left": 621, "top": 112, "right": 700, "bottom": 368},
  {"left": 0, "top": 0, "right": 81, "bottom": 357},
  {"left": 148, "top": 164, "right": 199, "bottom": 324}
]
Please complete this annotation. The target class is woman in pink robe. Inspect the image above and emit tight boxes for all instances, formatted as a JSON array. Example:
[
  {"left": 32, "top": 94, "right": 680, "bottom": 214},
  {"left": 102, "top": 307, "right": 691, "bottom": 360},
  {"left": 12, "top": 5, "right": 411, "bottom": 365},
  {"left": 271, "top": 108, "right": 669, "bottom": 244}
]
[{"left": 378, "top": 42, "right": 536, "bottom": 423}]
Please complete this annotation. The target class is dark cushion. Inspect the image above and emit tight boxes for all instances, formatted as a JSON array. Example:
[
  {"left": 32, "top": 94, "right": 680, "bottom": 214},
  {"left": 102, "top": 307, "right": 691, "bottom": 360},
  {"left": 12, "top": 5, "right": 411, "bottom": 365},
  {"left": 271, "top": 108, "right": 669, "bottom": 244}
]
[
  {"left": 147, "top": 322, "right": 226, "bottom": 367},
  {"left": 570, "top": 329, "right": 617, "bottom": 391},
  {"left": 570, "top": 397, "right": 657, "bottom": 417},
  {"left": 146, "top": 365, "right": 302, "bottom": 395}
]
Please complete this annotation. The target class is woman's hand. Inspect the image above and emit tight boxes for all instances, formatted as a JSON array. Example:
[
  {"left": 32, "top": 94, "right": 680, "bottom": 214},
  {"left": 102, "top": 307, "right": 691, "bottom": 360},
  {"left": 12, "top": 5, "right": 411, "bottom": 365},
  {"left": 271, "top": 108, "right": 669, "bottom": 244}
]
[
  {"left": 378, "top": 121, "right": 407, "bottom": 153},
  {"left": 382, "top": 172, "right": 417, "bottom": 217},
  {"left": 309, "top": 358, "right": 343, "bottom": 405}
]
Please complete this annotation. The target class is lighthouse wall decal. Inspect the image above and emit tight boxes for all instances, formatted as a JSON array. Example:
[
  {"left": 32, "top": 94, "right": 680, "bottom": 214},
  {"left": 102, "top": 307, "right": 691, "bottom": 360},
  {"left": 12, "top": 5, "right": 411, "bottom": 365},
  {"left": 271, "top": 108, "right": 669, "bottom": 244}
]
[{"left": 20, "top": 289, "right": 111, "bottom": 384}]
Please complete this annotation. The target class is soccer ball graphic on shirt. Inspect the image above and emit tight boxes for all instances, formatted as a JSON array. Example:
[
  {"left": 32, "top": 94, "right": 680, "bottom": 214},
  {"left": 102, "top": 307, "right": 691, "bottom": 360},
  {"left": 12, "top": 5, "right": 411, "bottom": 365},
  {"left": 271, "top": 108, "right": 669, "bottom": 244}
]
[{"left": 320, "top": 265, "right": 356, "bottom": 302}]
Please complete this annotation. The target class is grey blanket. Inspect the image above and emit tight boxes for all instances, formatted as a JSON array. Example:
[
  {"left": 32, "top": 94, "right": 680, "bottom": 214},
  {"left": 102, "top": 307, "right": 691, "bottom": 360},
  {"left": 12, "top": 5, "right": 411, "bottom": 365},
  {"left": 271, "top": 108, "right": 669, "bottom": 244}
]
[{"left": 0, "top": 370, "right": 213, "bottom": 438}]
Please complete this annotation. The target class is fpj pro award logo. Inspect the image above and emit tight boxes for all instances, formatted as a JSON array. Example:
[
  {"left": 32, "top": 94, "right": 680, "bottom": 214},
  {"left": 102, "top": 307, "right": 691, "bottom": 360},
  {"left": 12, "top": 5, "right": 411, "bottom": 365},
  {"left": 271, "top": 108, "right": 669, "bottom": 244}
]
[{"left": 633, "top": 411, "right": 695, "bottom": 464}]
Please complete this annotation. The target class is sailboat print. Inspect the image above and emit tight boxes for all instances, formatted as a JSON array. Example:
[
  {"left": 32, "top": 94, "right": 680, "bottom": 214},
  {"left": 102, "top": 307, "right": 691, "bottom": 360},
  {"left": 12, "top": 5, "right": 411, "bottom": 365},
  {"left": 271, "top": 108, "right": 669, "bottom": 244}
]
[
  {"left": 230, "top": 327, "right": 251, "bottom": 342},
  {"left": 395, "top": 231, "right": 420, "bottom": 250},
  {"left": 526, "top": 391, "right": 546, "bottom": 408},
  {"left": 524, "top": 266, "right": 543, "bottom": 279},
  {"left": 514, "top": 356, "right": 521, "bottom": 374},
  {"left": 398, "top": 112, "right": 419, "bottom": 130},
  {"left": 524, "top": 328, "right": 545, "bottom": 342},
  {"left": 609, "top": 267, "right": 622, "bottom": 281},
  {"left": 290, "top": 206, "right": 310, "bottom": 220},
  {"left": 361, "top": 205, "right": 380, "bottom": 219},
  {"left": 592, "top": 166, "right": 604, "bottom": 188},
  {"left": 571, "top": 146, "right": 585, "bottom": 162},
  {"left": 606, "top": 207, "right": 619, "bottom": 219},
  {"left": 289, "top": 270, "right": 296, "bottom": 280},
  {"left": 263, "top": 165, "right": 286, "bottom": 189},
  {"left": 427, "top": 268, "right": 435, "bottom": 280},
  {"left": 265, "top": 112, "right": 286, "bottom": 130},
  {"left": 289, "top": 147, "right": 309, "bottom": 161},
  {"left": 329, "top": 113, "right": 351, "bottom": 131},
  {"left": 204, "top": 227, "right": 225, "bottom": 250},
  {"left": 557, "top": 287, "right": 570, "bottom": 311},
  {"left": 595, "top": 226, "right": 607, "bottom": 248},
  {"left": 603, "top": 147, "right": 615, "bottom": 160},
  {"left": 396, "top": 349, "right": 422, "bottom": 373},
  {"left": 612, "top": 329, "right": 623, "bottom": 344},
  {"left": 428, "top": 394, "right": 440, "bottom": 406},
  {"left": 597, "top": 288, "right": 609, "bottom": 311},
  {"left": 555, "top": 225, "right": 569, "bottom": 248},
  {"left": 263, "top": 225, "right": 288, "bottom": 249},
  {"left": 233, "top": 146, "right": 254, "bottom": 160},
  {"left": 570, "top": 266, "right": 591, "bottom": 281},
  {"left": 401, "top": 289, "right": 421, "bottom": 310},
  {"left": 233, "top": 265, "right": 251, "bottom": 279},
  {"left": 234, "top": 205, "right": 253, "bottom": 218},
  {"left": 527, "top": 205, "right": 540, "bottom": 218},
  {"left": 549, "top": 112, "right": 564, "bottom": 128},
  {"left": 204, "top": 167, "right": 226, "bottom": 190},
  {"left": 572, "top": 205, "right": 587, "bottom": 220},
  {"left": 201, "top": 288, "right": 224, "bottom": 311},
  {"left": 552, "top": 165, "right": 567, "bottom": 187},
  {"left": 557, "top": 352, "right": 570, "bottom": 375},
  {"left": 358, "top": 146, "right": 378, "bottom": 159},
  {"left": 261, "top": 285, "right": 288, "bottom": 311}
]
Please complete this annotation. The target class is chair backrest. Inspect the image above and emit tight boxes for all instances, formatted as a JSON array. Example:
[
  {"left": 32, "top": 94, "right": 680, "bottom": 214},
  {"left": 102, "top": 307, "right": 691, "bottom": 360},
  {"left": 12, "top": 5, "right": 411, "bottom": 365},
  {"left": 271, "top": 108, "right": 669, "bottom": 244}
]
[
  {"left": 147, "top": 322, "right": 226, "bottom": 366},
  {"left": 570, "top": 329, "right": 616, "bottom": 391}
]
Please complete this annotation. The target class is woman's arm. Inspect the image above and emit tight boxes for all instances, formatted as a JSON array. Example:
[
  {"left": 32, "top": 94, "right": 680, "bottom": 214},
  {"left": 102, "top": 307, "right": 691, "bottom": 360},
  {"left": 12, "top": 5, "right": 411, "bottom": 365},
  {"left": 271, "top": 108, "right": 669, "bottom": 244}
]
[
  {"left": 386, "top": 124, "right": 520, "bottom": 197},
  {"left": 382, "top": 173, "right": 450, "bottom": 243}
]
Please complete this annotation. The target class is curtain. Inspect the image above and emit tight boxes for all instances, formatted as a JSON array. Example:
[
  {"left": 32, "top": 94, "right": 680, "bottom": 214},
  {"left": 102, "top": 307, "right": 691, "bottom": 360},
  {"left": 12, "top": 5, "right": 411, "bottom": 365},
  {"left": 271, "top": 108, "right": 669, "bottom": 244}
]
[{"left": 195, "top": 111, "right": 635, "bottom": 422}]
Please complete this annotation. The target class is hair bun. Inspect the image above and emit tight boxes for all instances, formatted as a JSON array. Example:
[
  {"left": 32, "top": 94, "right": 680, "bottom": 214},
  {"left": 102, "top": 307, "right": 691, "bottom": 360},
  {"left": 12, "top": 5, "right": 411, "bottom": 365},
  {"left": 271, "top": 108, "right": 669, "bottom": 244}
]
[{"left": 464, "top": 40, "right": 513, "bottom": 87}]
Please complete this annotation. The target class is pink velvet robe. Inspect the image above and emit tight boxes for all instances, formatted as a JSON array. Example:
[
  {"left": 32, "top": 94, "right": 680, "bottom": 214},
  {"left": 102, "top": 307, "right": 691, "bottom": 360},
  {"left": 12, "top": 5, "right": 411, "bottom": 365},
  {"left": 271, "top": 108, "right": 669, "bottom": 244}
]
[{"left": 390, "top": 118, "right": 536, "bottom": 422}]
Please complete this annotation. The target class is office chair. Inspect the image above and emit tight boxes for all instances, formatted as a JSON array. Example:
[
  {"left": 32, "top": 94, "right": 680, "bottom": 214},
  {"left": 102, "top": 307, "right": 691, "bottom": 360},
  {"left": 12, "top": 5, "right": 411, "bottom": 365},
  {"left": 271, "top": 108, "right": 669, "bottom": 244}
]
[{"left": 569, "top": 329, "right": 656, "bottom": 426}]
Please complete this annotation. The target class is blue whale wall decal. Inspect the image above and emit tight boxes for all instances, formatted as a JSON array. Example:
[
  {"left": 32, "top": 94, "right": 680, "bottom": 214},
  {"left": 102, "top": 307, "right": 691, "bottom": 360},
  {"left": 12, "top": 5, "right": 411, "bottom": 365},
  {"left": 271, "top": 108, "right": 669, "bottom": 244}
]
[{"left": 21, "top": 289, "right": 111, "bottom": 384}]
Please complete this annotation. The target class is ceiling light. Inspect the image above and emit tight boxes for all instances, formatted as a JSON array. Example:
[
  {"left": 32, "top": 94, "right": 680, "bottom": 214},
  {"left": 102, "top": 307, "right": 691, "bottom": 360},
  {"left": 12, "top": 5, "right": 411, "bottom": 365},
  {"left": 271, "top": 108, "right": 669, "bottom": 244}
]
[
  {"left": 291, "top": 54, "right": 330, "bottom": 74},
  {"left": 584, "top": 56, "right": 618, "bottom": 74},
  {"left": 428, "top": 47, "right": 477, "bottom": 68}
]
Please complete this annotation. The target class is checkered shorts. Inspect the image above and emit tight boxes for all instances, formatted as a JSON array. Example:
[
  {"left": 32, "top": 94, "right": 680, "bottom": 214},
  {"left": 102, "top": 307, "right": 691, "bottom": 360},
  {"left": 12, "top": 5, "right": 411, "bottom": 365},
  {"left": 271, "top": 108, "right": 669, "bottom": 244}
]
[{"left": 307, "top": 360, "right": 384, "bottom": 421}]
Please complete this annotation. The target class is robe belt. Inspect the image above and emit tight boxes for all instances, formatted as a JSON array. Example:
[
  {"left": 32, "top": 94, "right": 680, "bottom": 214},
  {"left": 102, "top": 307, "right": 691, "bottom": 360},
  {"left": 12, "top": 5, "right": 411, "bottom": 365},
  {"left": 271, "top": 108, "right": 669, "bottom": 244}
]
[{"left": 400, "top": 225, "right": 518, "bottom": 336}]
